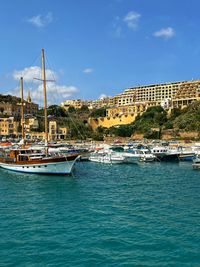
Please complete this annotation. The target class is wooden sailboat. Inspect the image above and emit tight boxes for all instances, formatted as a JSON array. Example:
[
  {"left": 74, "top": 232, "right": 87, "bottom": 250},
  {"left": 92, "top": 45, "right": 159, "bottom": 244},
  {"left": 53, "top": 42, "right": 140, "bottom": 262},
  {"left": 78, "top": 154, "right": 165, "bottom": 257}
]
[{"left": 0, "top": 49, "right": 79, "bottom": 175}]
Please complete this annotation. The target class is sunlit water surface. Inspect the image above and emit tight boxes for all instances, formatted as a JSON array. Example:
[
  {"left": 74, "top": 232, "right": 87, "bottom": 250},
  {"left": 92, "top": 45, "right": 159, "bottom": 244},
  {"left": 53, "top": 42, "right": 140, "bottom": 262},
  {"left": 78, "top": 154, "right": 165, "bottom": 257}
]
[{"left": 0, "top": 162, "right": 200, "bottom": 266}]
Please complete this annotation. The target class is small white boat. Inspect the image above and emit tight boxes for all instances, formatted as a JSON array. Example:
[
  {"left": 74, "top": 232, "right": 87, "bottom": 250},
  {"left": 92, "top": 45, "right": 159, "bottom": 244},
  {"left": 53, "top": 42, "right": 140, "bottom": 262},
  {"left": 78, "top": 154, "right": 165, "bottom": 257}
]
[
  {"left": 120, "top": 150, "right": 141, "bottom": 163},
  {"left": 139, "top": 149, "right": 156, "bottom": 162},
  {"left": 192, "top": 153, "right": 200, "bottom": 169},
  {"left": 121, "top": 148, "right": 156, "bottom": 163},
  {"left": 89, "top": 150, "right": 125, "bottom": 164},
  {"left": 151, "top": 146, "right": 180, "bottom": 161}
]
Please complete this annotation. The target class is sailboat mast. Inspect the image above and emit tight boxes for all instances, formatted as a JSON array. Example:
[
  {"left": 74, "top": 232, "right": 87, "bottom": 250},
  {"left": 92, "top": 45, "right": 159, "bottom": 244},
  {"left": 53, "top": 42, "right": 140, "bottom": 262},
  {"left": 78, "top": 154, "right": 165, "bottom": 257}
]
[
  {"left": 41, "top": 48, "right": 48, "bottom": 145},
  {"left": 20, "top": 77, "right": 25, "bottom": 147}
]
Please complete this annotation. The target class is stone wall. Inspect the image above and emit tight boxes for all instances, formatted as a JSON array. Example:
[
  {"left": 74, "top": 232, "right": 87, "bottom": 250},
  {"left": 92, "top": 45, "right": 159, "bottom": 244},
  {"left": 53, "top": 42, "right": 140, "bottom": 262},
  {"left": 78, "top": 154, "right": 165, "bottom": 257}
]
[{"left": 88, "top": 114, "right": 137, "bottom": 130}]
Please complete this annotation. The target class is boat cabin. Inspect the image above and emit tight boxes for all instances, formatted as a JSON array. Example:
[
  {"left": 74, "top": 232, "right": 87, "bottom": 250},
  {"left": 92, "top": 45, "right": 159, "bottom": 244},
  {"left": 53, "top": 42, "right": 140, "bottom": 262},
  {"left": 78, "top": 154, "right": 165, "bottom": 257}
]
[{"left": 8, "top": 149, "right": 46, "bottom": 162}]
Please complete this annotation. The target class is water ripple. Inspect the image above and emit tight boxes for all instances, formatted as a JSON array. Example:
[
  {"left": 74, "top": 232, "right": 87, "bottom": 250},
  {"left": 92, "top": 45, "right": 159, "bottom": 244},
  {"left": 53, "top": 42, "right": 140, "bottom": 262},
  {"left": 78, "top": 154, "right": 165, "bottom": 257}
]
[{"left": 0, "top": 162, "right": 200, "bottom": 266}]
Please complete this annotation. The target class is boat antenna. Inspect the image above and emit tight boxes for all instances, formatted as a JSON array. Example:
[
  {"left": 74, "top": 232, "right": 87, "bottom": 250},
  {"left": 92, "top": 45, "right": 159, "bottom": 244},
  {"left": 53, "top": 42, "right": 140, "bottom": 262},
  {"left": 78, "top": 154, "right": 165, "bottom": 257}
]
[{"left": 20, "top": 77, "right": 25, "bottom": 148}]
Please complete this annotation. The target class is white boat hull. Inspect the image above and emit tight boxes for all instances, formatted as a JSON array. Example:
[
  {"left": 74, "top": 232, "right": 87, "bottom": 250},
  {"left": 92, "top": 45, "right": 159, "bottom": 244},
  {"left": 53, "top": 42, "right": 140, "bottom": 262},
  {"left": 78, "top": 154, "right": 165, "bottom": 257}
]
[
  {"left": 89, "top": 155, "right": 125, "bottom": 164},
  {"left": 139, "top": 155, "right": 156, "bottom": 162},
  {"left": 0, "top": 160, "right": 77, "bottom": 175},
  {"left": 123, "top": 156, "right": 141, "bottom": 163}
]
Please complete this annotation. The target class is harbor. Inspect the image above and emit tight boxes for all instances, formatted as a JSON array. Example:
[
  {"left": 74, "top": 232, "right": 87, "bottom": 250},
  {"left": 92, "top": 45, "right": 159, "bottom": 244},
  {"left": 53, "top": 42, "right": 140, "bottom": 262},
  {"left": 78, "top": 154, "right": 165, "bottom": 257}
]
[
  {"left": 1, "top": 114, "right": 200, "bottom": 266},
  {"left": 0, "top": 47, "right": 199, "bottom": 265},
  {"left": 1, "top": 0, "right": 200, "bottom": 265}
]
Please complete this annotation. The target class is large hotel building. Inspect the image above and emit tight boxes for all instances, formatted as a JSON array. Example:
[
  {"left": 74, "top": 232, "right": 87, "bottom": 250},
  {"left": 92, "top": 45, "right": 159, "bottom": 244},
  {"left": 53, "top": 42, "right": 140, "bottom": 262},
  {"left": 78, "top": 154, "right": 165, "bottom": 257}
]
[
  {"left": 106, "top": 80, "right": 200, "bottom": 117},
  {"left": 62, "top": 80, "right": 200, "bottom": 129}
]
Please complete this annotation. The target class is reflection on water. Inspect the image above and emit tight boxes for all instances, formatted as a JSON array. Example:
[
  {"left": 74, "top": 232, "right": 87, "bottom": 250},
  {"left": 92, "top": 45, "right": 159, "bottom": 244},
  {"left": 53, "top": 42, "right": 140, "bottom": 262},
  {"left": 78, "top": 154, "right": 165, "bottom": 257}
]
[{"left": 0, "top": 161, "right": 200, "bottom": 266}]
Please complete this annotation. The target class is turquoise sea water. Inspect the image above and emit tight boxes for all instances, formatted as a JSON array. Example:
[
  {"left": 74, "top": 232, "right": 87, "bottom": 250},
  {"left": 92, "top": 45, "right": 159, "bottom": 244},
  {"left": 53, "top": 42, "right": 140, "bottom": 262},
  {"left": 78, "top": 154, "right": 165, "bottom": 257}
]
[{"left": 0, "top": 161, "right": 200, "bottom": 267}]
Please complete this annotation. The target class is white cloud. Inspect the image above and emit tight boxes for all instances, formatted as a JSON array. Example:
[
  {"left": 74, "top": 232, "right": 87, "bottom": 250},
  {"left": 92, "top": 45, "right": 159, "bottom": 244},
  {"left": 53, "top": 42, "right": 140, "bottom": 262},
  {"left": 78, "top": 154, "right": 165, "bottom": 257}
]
[
  {"left": 83, "top": 68, "right": 93, "bottom": 74},
  {"left": 31, "top": 83, "right": 78, "bottom": 102},
  {"left": 11, "top": 66, "right": 78, "bottom": 104},
  {"left": 99, "top": 94, "right": 109, "bottom": 99},
  {"left": 153, "top": 27, "right": 175, "bottom": 39},
  {"left": 124, "top": 11, "right": 141, "bottom": 30},
  {"left": 27, "top": 12, "right": 53, "bottom": 28},
  {"left": 13, "top": 66, "right": 57, "bottom": 82}
]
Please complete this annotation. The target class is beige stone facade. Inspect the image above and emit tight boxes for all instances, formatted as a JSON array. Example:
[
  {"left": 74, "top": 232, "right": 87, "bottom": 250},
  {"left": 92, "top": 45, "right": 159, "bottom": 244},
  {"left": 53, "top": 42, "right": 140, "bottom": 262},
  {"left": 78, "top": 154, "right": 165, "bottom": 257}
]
[
  {"left": 0, "top": 100, "right": 38, "bottom": 117},
  {"left": 23, "top": 116, "right": 39, "bottom": 133},
  {"left": 0, "top": 117, "right": 19, "bottom": 136},
  {"left": 89, "top": 80, "right": 200, "bottom": 129},
  {"left": 49, "top": 120, "right": 68, "bottom": 140},
  {"left": 111, "top": 80, "right": 200, "bottom": 108},
  {"left": 61, "top": 99, "right": 85, "bottom": 110},
  {"left": 61, "top": 97, "right": 111, "bottom": 110},
  {"left": 89, "top": 114, "right": 137, "bottom": 130},
  {"left": 25, "top": 121, "right": 68, "bottom": 141}
]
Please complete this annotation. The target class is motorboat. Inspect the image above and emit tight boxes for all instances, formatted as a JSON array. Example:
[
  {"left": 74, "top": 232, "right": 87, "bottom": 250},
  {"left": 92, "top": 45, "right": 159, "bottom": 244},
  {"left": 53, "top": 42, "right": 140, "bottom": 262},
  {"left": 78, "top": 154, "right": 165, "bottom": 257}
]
[
  {"left": 177, "top": 146, "right": 195, "bottom": 161},
  {"left": 192, "top": 152, "right": 200, "bottom": 169},
  {"left": 151, "top": 146, "right": 180, "bottom": 162},
  {"left": 89, "top": 149, "right": 126, "bottom": 164},
  {"left": 139, "top": 149, "right": 157, "bottom": 162}
]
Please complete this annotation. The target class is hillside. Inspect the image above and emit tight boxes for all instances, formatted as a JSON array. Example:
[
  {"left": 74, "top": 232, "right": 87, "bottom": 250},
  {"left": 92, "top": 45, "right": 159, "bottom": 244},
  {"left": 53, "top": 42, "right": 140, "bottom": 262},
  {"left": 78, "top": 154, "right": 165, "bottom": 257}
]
[
  {"left": 0, "top": 94, "right": 21, "bottom": 104},
  {"left": 94, "top": 101, "right": 200, "bottom": 140},
  {"left": 33, "top": 102, "right": 200, "bottom": 140}
]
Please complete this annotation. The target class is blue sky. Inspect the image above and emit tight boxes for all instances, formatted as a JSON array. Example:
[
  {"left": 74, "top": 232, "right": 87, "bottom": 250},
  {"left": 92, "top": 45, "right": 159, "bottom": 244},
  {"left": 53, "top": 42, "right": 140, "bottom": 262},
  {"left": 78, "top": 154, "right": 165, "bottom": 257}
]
[{"left": 0, "top": 0, "right": 200, "bottom": 105}]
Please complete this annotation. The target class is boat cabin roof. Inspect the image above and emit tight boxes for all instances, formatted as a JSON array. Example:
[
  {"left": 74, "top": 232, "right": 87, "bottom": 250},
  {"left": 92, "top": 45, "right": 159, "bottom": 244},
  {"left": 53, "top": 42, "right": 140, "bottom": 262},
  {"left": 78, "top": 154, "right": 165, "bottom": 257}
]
[
  {"left": 18, "top": 153, "right": 45, "bottom": 157},
  {"left": 12, "top": 148, "right": 43, "bottom": 153}
]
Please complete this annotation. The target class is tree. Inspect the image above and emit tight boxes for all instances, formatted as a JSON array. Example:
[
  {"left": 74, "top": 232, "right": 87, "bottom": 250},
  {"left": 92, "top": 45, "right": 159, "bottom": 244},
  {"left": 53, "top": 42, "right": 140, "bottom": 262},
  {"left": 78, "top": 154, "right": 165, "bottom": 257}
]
[
  {"left": 92, "top": 132, "right": 104, "bottom": 141},
  {"left": 144, "top": 130, "right": 160, "bottom": 139},
  {"left": 79, "top": 105, "right": 89, "bottom": 113},
  {"left": 90, "top": 108, "right": 107, "bottom": 118},
  {"left": 96, "top": 126, "right": 106, "bottom": 134},
  {"left": 116, "top": 125, "right": 133, "bottom": 137},
  {"left": 106, "top": 125, "right": 133, "bottom": 137},
  {"left": 47, "top": 105, "right": 67, "bottom": 117},
  {"left": 68, "top": 106, "right": 76, "bottom": 113},
  {"left": 132, "top": 106, "right": 167, "bottom": 136}
]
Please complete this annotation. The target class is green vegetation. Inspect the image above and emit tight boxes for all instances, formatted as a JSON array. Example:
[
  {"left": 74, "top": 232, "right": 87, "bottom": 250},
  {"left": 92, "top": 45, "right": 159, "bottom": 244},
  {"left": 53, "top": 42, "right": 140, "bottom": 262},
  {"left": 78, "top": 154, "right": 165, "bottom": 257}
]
[
  {"left": 172, "top": 102, "right": 200, "bottom": 131},
  {"left": 36, "top": 105, "right": 93, "bottom": 139},
  {"left": 0, "top": 94, "right": 21, "bottom": 104},
  {"left": 50, "top": 102, "right": 200, "bottom": 139},
  {"left": 90, "top": 107, "right": 107, "bottom": 118},
  {"left": 91, "top": 102, "right": 200, "bottom": 140},
  {"left": 47, "top": 105, "right": 68, "bottom": 117},
  {"left": 132, "top": 106, "right": 167, "bottom": 134},
  {"left": 2, "top": 93, "right": 200, "bottom": 140},
  {"left": 108, "top": 125, "right": 134, "bottom": 137},
  {"left": 68, "top": 106, "right": 76, "bottom": 113}
]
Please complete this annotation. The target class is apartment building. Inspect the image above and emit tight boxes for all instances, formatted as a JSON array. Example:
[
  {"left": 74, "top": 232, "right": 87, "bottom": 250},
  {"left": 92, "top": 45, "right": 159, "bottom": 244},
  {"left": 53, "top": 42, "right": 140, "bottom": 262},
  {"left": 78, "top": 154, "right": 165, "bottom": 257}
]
[
  {"left": 23, "top": 116, "right": 39, "bottom": 133},
  {"left": 89, "top": 80, "right": 200, "bottom": 129},
  {"left": 49, "top": 120, "right": 68, "bottom": 140},
  {"left": 61, "top": 97, "right": 111, "bottom": 110},
  {"left": 61, "top": 99, "right": 86, "bottom": 110},
  {"left": 0, "top": 117, "right": 19, "bottom": 137},
  {"left": 0, "top": 98, "right": 38, "bottom": 117},
  {"left": 107, "top": 80, "right": 200, "bottom": 117}
]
